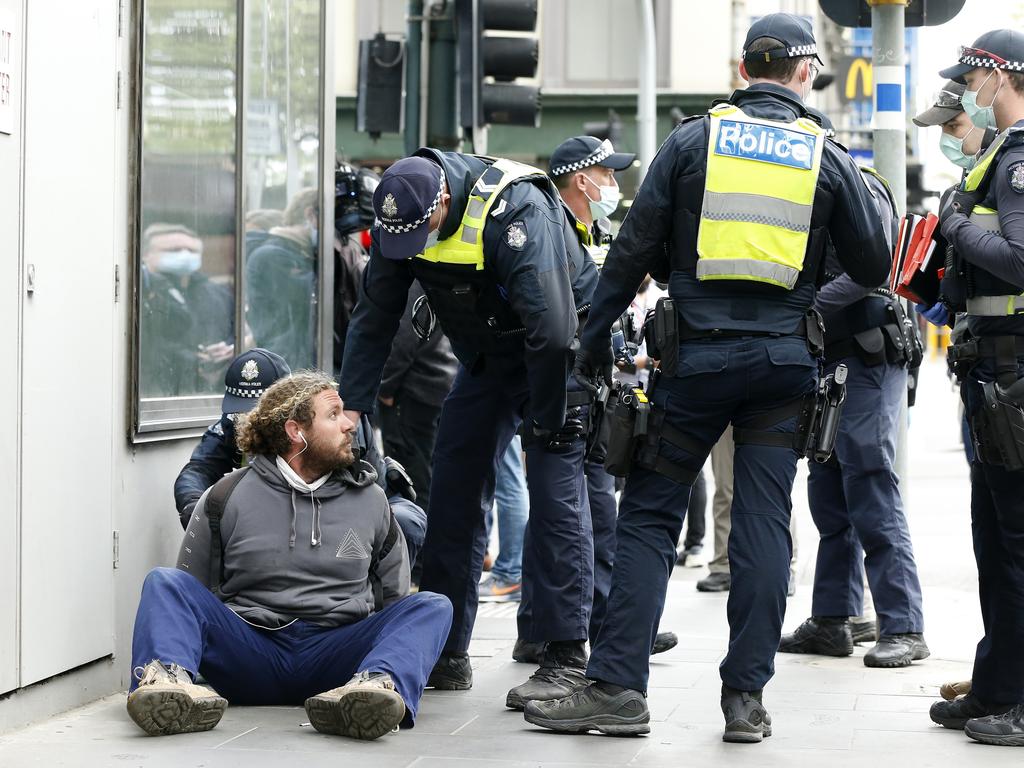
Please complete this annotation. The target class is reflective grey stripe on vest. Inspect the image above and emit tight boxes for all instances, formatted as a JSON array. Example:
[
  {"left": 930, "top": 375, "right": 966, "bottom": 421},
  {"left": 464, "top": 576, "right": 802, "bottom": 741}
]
[
  {"left": 966, "top": 294, "right": 1024, "bottom": 316},
  {"left": 696, "top": 258, "right": 800, "bottom": 289},
  {"left": 969, "top": 211, "right": 1000, "bottom": 233},
  {"left": 701, "top": 190, "right": 812, "bottom": 234}
]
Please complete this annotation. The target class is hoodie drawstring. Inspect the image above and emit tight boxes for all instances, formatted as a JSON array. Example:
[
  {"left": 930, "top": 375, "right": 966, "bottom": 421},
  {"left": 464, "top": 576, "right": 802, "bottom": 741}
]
[
  {"left": 289, "top": 490, "right": 298, "bottom": 549},
  {"left": 311, "top": 490, "right": 322, "bottom": 547}
]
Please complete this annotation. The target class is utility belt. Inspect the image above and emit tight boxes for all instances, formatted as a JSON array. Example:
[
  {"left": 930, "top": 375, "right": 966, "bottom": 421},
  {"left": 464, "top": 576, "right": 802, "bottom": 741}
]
[
  {"left": 822, "top": 294, "right": 921, "bottom": 369},
  {"left": 968, "top": 377, "right": 1024, "bottom": 471},
  {"left": 947, "top": 334, "right": 1024, "bottom": 385}
]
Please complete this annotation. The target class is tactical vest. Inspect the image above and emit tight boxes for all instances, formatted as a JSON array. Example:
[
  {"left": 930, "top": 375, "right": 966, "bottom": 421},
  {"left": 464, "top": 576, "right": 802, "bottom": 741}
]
[
  {"left": 960, "top": 132, "right": 1024, "bottom": 317},
  {"left": 407, "top": 158, "right": 547, "bottom": 353},
  {"left": 696, "top": 104, "right": 826, "bottom": 290}
]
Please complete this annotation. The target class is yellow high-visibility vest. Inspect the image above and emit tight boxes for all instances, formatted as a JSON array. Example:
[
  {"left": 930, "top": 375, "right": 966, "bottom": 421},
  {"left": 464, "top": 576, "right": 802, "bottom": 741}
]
[
  {"left": 696, "top": 103, "right": 825, "bottom": 289},
  {"left": 413, "top": 158, "right": 545, "bottom": 270}
]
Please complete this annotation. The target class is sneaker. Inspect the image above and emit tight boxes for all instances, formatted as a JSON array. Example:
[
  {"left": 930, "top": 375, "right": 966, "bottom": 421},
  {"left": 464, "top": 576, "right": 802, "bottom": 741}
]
[
  {"left": 651, "top": 632, "right": 678, "bottom": 655},
  {"left": 304, "top": 671, "right": 405, "bottom": 740},
  {"left": 126, "top": 660, "right": 227, "bottom": 736},
  {"left": 523, "top": 681, "right": 650, "bottom": 736},
  {"left": 478, "top": 574, "right": 521, "bottom": 602},
  {"left": 940, "top": 680, "right": 972, "bottom": 701},
  {"left": 850, "top": 617, "right": 878, "bottom": 645},
  {"left": 965, "top": 703, "right": 1024, "bottom": 746},
  {"left": 512, "top": 638, "right": 544, "bottom": 664},
  {"left": 676, "top": 545, "right": 704, "bottom": 568},
  {"left": 721, "top": 684, "right": 772, "bottom": 743},
  {"left": 697, "top": 572, "right": 731, "bottom": 592},
  {"left": 930, "top": 693, "right": 1014, "bottom": 730},
  {"left": 506, "top": 641, "right": 588, "bottom": 711},
  {"left": 427, "top": 652, "right": 473, "bottom": 690},
  {"left": 864, "top": 634, "right": 929, "bottom": 668},
  {"left": 778, "top": 617, "right": 853, "bottom": 657}
]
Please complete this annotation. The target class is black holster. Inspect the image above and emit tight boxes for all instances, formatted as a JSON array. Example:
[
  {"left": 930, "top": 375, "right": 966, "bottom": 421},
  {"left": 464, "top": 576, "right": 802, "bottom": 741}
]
[
  {"left": 604, "top": 385, "right": 651, "bottom": 477},
  {"left": 970, "top": 379, "right": 1024, "bottom": 471},
  {"left": 643, "top": 297, "right": 679, "bottom": 374}
]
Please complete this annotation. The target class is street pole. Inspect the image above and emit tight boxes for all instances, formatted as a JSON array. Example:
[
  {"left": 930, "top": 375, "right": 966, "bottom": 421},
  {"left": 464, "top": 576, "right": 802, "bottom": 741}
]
[
  {"left": 404, "top": 0, "right": 423, "bottom": 157},
  {"left": 869, "top": 0, "right": 910, "bottom": 482},
  {"left": 636, "top": 0, "right": 657, "bottom": 182}
]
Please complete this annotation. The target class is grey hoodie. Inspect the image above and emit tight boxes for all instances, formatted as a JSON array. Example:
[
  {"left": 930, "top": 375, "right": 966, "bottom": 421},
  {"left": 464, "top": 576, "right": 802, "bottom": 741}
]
[{"left": 177, "top": 454, "right": 410, "bottom": 629}]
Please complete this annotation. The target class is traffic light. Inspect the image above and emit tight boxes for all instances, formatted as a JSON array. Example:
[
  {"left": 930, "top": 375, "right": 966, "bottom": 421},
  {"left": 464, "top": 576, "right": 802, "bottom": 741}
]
[
  {"left": 583, "top": 110, "right": 623, "bottom": 147},
  {"left": 356, "top": 33, "right": 405, "bottom": 139},
  {"left": 458, "top": 0, "right": 541, "bottom": 134}
]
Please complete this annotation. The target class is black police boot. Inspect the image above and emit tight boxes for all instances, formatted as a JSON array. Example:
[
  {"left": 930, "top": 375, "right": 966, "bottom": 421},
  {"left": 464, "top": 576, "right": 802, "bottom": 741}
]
[
  {"left": 929, "top": 693, "right": 1014, "bottom": 730},
  {"left": 506, "top": 640, "right": 588, "bottom": 711},
  {"left": 721, "top": 684, "right": 772, "bottom": 743},
  {"left": 426, "top": 652, "right": 472, "bottom": 691},
  {"left": 863, "top": 633, "right": 930, "bottom": 668},
  {"left": 965, "top": 704, "right": 1024, "bottom": 746},
  {"left": 697, "top": 572, "right": 731, "bottom": 592},
  {"left": 651, "top": 632, "right": 678, "bottom": 655},
  {"left": 512, "top": 638, "right": 544, "bottom": 664},
  {"left": 850, "top": 617, "right": 878, "bottom": 645},
  {"left": 778, "top": 617, "right": 853, "bottom": 657},
  {"left": 523, "top": 681, "right": 650, "bottom": 736}
]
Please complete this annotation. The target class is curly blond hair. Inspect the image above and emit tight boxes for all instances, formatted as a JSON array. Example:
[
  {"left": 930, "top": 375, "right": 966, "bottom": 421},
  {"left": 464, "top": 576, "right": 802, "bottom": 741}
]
[{"left": 235, "top": 370, "right": 338, "bottom": 457}]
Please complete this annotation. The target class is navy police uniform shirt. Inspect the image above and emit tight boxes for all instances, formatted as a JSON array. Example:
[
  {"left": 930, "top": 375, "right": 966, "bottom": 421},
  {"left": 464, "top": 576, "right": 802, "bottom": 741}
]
[
  {"left": 581, "top": 83, "right": 891, "bottom": 353},
  {"left": 341, "top": 149, "right": 598, "bottom": 432}
]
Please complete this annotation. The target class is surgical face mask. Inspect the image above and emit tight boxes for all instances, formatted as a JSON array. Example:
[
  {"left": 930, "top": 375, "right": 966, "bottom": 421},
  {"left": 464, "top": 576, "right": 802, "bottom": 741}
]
[
  {"left": 156, "top": 248, "right": 201, "bottom": 276},
  {"left": 582, "top": 174, "right": 621, "bottom": 219},
  {"left": 962, "top": 70, "right": 1001, "bottom": 130},
  {"left": 940, "top": 128, "right": 978, "bottom": 170}
]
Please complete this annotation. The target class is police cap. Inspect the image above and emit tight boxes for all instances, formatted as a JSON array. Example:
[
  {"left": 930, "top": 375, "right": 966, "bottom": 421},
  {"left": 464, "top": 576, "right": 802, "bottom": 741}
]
[
  {"left": 372, "top": 156, "right": 445, "bottom": 261},
  {"left": 549, "top": 136, "right": 636, "bottom": 178},
  {"left": 222, "top": 348, "right": 291, "bottom": 414},
  {"left": 940, "top": 29, "right": 1024, "bottom": 84},
  {"left": 742, "top": 13, "right": 823, "bottom": 66}
]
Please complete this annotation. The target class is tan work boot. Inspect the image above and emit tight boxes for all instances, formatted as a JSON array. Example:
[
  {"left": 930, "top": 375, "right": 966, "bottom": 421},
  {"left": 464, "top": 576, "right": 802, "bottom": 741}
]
[
  {"left": 305, "top": 671, "right": 406, "bottom": 740},
  {"left": 126, "top": 660, "right": 227, "bottom": 736},
  {"left": 940, "top": 680, "right": 972, "bottom": 701}
]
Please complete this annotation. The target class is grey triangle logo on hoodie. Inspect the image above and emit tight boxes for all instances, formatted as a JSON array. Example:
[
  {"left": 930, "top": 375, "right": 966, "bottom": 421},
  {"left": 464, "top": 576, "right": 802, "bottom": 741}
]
[{"left": 335, "top": 528, "right": 370, "bottom": 560}]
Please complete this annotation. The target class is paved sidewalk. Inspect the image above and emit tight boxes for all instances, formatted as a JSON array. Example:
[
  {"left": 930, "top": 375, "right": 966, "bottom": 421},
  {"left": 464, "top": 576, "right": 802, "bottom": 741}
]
[{"left": 1, "top": 360, "right": 1016, "bottom": 767}]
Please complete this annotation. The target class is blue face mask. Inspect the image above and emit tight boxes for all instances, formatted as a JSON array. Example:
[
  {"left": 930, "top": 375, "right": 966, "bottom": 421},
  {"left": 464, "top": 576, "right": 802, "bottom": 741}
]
[
  {"left": 962, "top": 70, "right": 1001, "bottom": 130},
  {"left": 157, "top": 249, "right": 201, "bottom": 276},
  {"left": 939, "top": 128, "right": 978, "bottom": 170}
]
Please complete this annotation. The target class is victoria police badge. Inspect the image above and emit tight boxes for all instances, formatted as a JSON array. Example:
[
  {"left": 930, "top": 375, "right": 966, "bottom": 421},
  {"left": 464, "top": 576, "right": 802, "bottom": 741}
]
[
  {"left": 241, "top": 359, "right": 259, "bottom": 381},
  {"left": 382, "top": 192, "right": 399, "bottom": 217},
  {"left": 506, "top": 221, "right": 528, "bottom": 249},
  {"left": 1009, "top": 161, "right": 1024, "bottom": 193}
]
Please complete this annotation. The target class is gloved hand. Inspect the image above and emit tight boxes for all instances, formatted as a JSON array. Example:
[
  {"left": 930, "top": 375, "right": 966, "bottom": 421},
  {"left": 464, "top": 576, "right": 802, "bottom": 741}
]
[
  {"left": 536, "top": 407, "right": 587, "bottom": 453},
  {"left": 383, "top": 456, "right": 417, "bottom": 502},
  {"left": 573, "top": 346, "right": 613, "bottom": 395},
  {"left": 940, "top": 187, "right": 982, "bottom": 227},
  {"left": 915, "top": 302, "right": 949, "bottom": 327}
]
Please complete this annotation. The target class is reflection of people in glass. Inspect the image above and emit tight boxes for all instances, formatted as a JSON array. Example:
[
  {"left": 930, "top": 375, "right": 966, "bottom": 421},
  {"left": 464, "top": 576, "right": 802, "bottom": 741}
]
[
  {"left": 246, "top": 189, "right": 319, "bottom": 370},
  {"left": 245, "top": 208, "right": 284, "bottom": 259},
  {"left": 139, "top": 223, "right": 235, "bottom": 397}
]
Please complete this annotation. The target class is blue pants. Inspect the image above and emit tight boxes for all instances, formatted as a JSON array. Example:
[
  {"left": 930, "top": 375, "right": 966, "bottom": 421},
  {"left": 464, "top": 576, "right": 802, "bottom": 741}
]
[
  {"left": 420, "top": 355, "right": 592, "bottom": 653},
  {"left": 964, "top": 362, "right": 1024, "bottom": 706},
  {"left": 806, "top": 357, "right": 924, "bottom": 635},
  {"left": 517, "top": 459, "right": 618, "bottom": 644},
  {"left": 587, "top": 336, "right": 816, "bottom": 693},
  {"left": 491, "top": 435, "right": 529, "bottom": 584},
  {"left": 390, "top": 496, "right": 427, "bottom": 567},
  {"left": 130, "top": 568, "right": 452, "bottom": 724}
]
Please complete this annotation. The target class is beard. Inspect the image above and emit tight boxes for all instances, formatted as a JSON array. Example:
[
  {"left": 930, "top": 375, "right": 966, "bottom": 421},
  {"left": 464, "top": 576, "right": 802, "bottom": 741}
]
[{"left": 302, "top": 431, "right": 356, "bottom": 477}]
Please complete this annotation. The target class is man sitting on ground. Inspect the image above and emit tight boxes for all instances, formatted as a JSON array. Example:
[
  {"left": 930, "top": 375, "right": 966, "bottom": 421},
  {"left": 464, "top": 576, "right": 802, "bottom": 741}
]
[{"left": 127, "top": 371, "right": 453, "bottom": 741}]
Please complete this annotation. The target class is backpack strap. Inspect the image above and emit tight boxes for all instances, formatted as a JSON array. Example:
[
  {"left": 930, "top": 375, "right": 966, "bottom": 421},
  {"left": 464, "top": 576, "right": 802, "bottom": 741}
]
[
  {"left": 205, "top": 467, "right": 249, "bottom": 594},
  {"left": 368, "top": 510, "right": 401, "bottom": 608}
]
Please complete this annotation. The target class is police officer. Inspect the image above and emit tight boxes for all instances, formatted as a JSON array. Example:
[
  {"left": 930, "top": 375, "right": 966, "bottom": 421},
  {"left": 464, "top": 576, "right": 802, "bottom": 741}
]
[
  {"left": 518, "top": 135, "right": 678, "bottom": 660},
  {"left": 778, "top": 109, "right": 929, "bottom": 669},
  {"left": 923, "top": 31, "right": 1024, "bottom": 747},
  {"left": 523, "top": 14, "right": 890, "bottom": 742},
  {"left": 340, "top": 148, "right": 599, "bottom": 708},
  {"left": 173, "top": 348, "right": 427, "bottom": 564}
]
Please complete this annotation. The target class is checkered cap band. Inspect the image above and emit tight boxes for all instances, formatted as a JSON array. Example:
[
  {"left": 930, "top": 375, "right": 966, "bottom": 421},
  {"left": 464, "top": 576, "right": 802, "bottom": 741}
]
[
  {"left": 376, "top": 171, "right": 447, "bottom": 235},
  {"left": 959, "top": 54, "right": 1024, "bottom": 72},
  {"left": 550, "top": 139, "right": 615, "bottom": 177},
  {"left": 226, "top": 385, "right": 263, "bottom": 399},
  {"left": 742, "top": 43, "right": 817, "bottom": 61}
]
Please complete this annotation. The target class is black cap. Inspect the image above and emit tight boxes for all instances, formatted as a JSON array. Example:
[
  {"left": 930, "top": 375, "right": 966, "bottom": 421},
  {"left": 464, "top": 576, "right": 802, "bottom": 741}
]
[
  {"left": 372, "top": 156, "right": 445, "bottom": 261},
  {"left": 549, "top": 136, "right": 636, "bottom": 177},
  {"left": 912, "top": 81, "right": 966, "bottom": 127},
  {"left": 940, "top": 29, "right": 1024, "bottom": 84},
  {"left": 742, "top": 13, "right": 823, "bottom": 66},
  {"left": 222, "top": 348, "right": 291, "bottom": 414}
]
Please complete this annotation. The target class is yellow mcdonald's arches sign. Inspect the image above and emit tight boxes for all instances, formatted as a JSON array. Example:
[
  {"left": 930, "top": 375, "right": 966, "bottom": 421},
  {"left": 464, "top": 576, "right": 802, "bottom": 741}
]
[{"left": 844, "top": 58, "right": 873, "bottom": 101}]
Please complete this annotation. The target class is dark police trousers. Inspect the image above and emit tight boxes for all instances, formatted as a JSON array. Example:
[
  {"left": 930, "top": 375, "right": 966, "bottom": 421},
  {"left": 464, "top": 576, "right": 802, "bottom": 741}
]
[
  {"left": 419, "top": 354, "right": 593, "bottom": 654},
  {"left": 587, "top": 336, "right": 816, "bottom": 693},
  {"left": 807, "top": 356, "right": 924, "bottom": 635},
  {"left": 517, "top": 459, "right": 617, "bottom": 644},
  {"left": 963, "top": 356, "right": 1024, "bottom": 707},
  {"left": 130, "top": 568, "right": 453, "bottom": 725}
]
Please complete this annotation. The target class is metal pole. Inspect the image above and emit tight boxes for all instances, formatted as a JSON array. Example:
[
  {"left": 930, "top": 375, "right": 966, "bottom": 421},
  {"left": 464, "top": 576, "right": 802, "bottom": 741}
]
[
  {"left": 730, "top": 0, "right": 747, "bottom": 93},
  {"left": 869, "top": 0, "right": 909, "bottom": 482},
  {"left": 403, "top": 0, "right": 423, "bottom": 157},
  {"left": 636, "top": 0, "right": 656, "bottom": 182}
]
